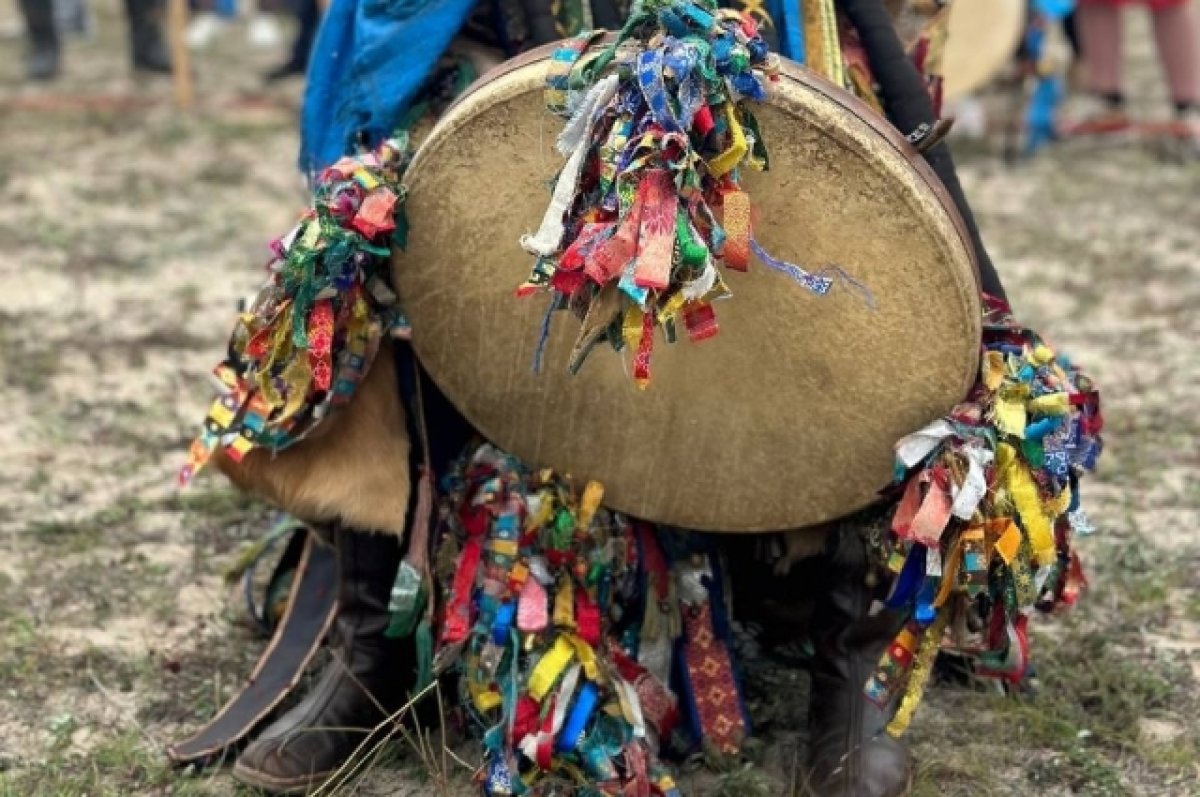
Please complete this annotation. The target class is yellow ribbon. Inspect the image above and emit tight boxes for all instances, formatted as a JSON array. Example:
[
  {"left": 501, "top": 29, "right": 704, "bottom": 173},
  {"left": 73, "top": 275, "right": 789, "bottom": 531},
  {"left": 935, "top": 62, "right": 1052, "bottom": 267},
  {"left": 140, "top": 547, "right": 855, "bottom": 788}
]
[
  {"left": 207, "top": 395, "right": 237, "bottom": 428},
  {"left": 705, "top": 105, "right": 748, "bottom": 177},
  {"left": 353, "top": 167, "right": 380, "bottom": 190},
  {"left": 1031, "top": 344, "right": 1055, "bottom": 365},
  {"left": 553, "top": 578, "right": 576, "bottom": 630},
  {"left": 1028, "top": 392, "right": 1070, "bottom": 416},
  {"left": 528, "top": 636, "right": 575, "bottom": 701},
  {"left": 469, "top": 672, "right": 503, "bottom": 712},
  {"left": 886, "top": 612, "right": 949, "bottom": 737},
  {"left": 488, "top": 539, "right": 519, "bottom": 558},
  {"left": 577, "top": 481, "right": 605, "bottom": 531},
  {"left": 932, "top": 539, "right": 964, "bottom": 609},
  {"left": 564, "top": 633, "right": 601, "bottom": 682},
  {"left": 803, "top": 0, "right": 845, "bottom": 86},
  {"left": 657, "top": 291, "right": 688, "bottom": 326},
  {"left": 622, "top": 305, "right": 645, "bottom": 350},
  {"left": 276, "top": 358, "right": 313, "bottom": 423},
  {"left": 981, "top": 350, "right": 1006, "bottom": 392},
  {"left": 992, "top": 387, "right": 1029, "bottom": 438},
  {"left": 1005, "top": 458, "right": 1057, "bottom": 566}
]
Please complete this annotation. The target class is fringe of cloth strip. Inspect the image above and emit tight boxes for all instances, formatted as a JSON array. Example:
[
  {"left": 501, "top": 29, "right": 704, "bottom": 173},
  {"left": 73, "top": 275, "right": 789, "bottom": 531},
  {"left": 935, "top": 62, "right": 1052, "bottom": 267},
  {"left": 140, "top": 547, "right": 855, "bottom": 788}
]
[
  {"left": 427, "top": 444, "right": 751, "bottom": 796},
  {"left": 869, "top": 295, "right": 1103, "bottom": 735},
  {"left": 516, "top": 0, "right": 864, "bottom": 388},
  {"left": 179, "top": 137, "right": 413, "bottom": 484}
]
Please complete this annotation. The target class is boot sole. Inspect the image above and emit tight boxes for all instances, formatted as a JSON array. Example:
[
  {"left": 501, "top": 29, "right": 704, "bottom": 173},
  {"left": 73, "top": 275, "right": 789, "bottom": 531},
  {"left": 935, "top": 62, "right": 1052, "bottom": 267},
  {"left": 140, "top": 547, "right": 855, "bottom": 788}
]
[{"left": 231, "top": 760, "right": 336, "bottom": 795}]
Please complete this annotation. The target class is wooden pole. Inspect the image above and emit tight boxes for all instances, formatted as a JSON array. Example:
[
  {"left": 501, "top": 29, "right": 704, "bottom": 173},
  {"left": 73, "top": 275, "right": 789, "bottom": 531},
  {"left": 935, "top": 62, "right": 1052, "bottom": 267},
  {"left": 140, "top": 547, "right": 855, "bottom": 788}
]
[{"left": 167, "top": 0, "right": 193, "bottom": 110}]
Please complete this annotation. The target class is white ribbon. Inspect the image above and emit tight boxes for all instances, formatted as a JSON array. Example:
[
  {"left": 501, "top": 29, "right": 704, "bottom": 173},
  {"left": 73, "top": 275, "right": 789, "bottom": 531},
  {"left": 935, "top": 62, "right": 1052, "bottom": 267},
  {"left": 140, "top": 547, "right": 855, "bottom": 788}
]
[
  {"left": 520, "top": 75, "right": 620, "bottom": 258},
  {"left": 681, "top": 257, "right": 717, "bottom": 302},
  {"left": 951, "top": 445, "right": 994, "bottom": 521},
  {"left": 613, "top": 677, "right": 647, "bottom": 739},
  {"left": 895, "top": 418, "right": 957, "bottom": 469}
]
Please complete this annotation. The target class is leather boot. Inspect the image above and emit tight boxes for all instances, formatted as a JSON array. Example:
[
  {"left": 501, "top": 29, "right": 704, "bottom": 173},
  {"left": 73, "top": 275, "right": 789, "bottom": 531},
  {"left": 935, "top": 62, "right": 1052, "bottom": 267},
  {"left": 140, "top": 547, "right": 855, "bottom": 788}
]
[
  {"left": 806, "top": 510, "right": 913, "bottom": 797},
  {"left": 233, "top": 526, "right": 413, "bottom": 795},
  {"left": 124, "top": 0, "right": 171, "bottom": 73},
  {"left": 18, "top": 0, "right": 60, "bottom": 81}
]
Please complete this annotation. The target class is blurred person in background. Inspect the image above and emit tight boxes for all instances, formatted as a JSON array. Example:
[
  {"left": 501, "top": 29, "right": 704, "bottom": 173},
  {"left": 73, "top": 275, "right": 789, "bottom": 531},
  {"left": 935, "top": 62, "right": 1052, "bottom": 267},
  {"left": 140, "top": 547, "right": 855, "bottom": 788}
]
[
  {"left": 1074, "top": 0, "right": 1200, "bottom": 142},
  {"left": 262, "top": 0, "right": 320, "bottom": 82},
  {"left": 54, "top": 0, "right": 93, "bottom": 36},
  {"left": 186, "top": 0, "right": 285, "bottom": 48},
  {"left": 17, "top": 0, "right": 170, "bottom": 80}
]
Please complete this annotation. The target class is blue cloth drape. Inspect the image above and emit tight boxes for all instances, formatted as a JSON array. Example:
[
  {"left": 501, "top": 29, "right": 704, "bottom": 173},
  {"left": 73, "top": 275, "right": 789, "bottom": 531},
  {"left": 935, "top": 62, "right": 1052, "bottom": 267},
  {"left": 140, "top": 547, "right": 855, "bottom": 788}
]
[{"left": 299, "top": 0, "right": 480, "bottom": 173}]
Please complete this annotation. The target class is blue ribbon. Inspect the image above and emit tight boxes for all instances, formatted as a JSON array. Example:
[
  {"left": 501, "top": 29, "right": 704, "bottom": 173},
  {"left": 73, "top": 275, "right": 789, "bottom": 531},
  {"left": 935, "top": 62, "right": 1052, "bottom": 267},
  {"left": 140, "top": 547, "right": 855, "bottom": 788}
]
[{"left": 886, "top": 545, "right": 927, "bottom": 609}]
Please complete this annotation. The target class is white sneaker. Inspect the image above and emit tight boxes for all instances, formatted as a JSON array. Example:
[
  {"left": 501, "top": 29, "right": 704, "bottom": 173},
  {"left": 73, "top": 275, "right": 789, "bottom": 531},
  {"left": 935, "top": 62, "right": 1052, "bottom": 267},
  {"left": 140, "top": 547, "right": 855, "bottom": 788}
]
[
  {"left": 1163, "top": 108, "right": 1200, "bottom": 161},
  {"left": 947, "top": 96, "right": 988, "bottom": 139},
  {"left": 247, "top": 14, "right": 283, "bottom": 48},
  {"left": 186, "top": 12, "right": 228, "bottom": 49}
]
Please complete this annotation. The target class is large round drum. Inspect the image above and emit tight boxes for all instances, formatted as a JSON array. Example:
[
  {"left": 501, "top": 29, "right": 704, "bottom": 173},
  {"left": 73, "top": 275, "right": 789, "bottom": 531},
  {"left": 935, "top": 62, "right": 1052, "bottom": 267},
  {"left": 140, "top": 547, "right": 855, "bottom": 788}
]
[
  {"left": 944, "top": 0, "right": 1025, "bottom": 101},
  {"left": 888, "top": 0, "right": 1025, "bottom": 101},
  {"left": 394, "top": 46, "right": 981, "bottom": 532}
]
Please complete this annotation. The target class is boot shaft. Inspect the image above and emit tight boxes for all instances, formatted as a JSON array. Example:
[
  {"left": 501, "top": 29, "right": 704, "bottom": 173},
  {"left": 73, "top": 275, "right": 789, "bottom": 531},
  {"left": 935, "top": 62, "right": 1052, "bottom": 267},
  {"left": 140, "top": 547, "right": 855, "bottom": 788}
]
[
  {"left": 19, "top": 0, "right": 60, "bottom": 48},
  {"left": 806, "top": 511, "right": 913, "bottom": 797},
  {"left": 329, "top": 525, "right": 404, "bottom": 650},
  {"left": 124, "top": 0, "right": 170, "bottom": 68}
]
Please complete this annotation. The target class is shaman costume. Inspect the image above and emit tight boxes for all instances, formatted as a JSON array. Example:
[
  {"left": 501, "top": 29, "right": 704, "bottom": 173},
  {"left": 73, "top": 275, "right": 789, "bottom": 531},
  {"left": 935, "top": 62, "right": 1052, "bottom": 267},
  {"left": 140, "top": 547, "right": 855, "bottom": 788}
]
[{"left": 171, "top": 1, "right": 1103, "bottom": 796}]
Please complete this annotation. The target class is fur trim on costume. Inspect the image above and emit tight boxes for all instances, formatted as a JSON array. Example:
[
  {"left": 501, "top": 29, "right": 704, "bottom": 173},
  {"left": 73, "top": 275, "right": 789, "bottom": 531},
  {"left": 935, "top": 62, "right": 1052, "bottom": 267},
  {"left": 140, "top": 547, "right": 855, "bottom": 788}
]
[{"left": 216, "top": 342, "right": 412, "bottom": 536}]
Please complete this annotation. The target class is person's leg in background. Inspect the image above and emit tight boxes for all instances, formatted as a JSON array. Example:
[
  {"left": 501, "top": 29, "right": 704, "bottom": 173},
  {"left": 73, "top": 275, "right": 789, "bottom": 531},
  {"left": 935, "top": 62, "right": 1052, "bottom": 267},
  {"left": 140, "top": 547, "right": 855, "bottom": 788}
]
[
  {"left": 1075, "top": 0, "right": 1130, "bottom": 127},
  {"left": 264, "top": 0, "right": 320, "bottom": 82},
  {"left": 17, "top": 0, "right": 61, "bottom": 80},
  {"left": 55, "top": 0, "right": 93, "bottom": 38},
  {"left": 125, "top": 0, "right": 171, "bottom": 72},
  {"left": 1149, "top": 0, "right": 1200, "bottom": 142}
]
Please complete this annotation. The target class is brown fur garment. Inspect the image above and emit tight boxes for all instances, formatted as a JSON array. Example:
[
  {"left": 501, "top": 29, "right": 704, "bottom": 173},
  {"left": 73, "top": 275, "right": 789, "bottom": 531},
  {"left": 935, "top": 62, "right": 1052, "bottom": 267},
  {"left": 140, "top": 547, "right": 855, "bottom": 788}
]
[{"left": 213, "top": 341, "right": 413, "bottom": 536}]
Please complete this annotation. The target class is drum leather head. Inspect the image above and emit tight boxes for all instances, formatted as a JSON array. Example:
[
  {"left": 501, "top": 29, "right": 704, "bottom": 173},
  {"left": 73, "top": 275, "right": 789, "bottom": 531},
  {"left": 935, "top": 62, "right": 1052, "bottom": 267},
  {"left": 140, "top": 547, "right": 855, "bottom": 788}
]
[
  {"left": 943, "top": 0, "right": 1025, "bottom": 101},
  {"left": 394, "top": 48, "right": 980, "bottom": 532}
]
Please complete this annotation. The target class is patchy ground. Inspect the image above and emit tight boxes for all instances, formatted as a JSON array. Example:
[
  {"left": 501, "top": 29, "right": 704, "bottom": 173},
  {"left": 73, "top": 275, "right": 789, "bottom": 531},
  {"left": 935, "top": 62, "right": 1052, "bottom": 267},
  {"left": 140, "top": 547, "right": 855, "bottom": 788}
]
[{"left": 0, "top": 2, "right": 1197, "bottom": 796}]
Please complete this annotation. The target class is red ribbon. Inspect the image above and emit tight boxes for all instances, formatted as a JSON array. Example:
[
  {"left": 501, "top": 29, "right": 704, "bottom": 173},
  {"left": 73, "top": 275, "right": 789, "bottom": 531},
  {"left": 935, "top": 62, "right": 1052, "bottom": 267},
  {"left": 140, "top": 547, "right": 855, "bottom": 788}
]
[
  {"left": 536, "top": 697, "right": 557, "bottom": 770},
  {"left": 307, "top": 300, "right": 335, "bottom": 391},
  {"left": 575, "top": 590, "right": 601, "bottom": 646},
  {"left": 637, "top": 522, "right": 671, "bottom": 603},
  {"left": 586, "top": 200, "right": 643, "bottom": 285},
  {"left": 633, "top": 170, "right": 678, "bottom": 290},
  {"left": 350, "top": 187, "right": 397, "bottom": 238},
  {"left": 682, "top": 302, "right": 718, "bottom": 342},
  {"left": 511, "top": 695, "right": 540, "bottom": 745},
  {"left": 441, "top": 539, "right": 482, "bottom": 644},
  {"left": 892, "top": 466, "right": 954, "bottom": 547},
  {"left": 632, "top": 310, "right": 655, "bottom": 387}
]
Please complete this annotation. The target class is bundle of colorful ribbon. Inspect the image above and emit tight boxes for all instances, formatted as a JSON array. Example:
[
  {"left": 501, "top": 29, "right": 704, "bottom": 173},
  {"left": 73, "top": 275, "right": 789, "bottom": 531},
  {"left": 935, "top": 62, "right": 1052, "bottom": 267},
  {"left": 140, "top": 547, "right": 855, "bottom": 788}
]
[
  {"left": 518, "top": 0, "right": 848, "bottom": 387},
  {"left": 432, "top": 444, "right": 749, "bottom": 795},
  {"left": 179, "top": 137, "right": 412, "bottom": 485},
  {"left": 869, "top": 296, "right": 1103, "bottom": 735}
]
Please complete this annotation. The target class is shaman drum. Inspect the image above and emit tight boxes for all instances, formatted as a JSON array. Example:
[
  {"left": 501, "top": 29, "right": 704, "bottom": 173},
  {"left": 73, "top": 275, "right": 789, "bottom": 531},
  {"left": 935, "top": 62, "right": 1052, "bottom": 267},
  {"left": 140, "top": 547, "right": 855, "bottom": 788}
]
[
  {"left": 393, "top": 45, "right": 981, "bottom": 532},
  {"left": 943, "top": 0, "right": 1025, "bottom": 101},
  {"left": 887, "top": 0, "right": 1025, "bottom": 102}
]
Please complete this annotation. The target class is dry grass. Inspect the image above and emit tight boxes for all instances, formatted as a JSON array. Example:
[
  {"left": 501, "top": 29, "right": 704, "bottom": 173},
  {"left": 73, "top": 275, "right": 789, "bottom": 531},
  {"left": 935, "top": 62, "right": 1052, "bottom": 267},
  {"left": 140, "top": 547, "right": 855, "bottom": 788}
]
[{"left": 1, "top": 1, "right": 1197, "bottom": 795}]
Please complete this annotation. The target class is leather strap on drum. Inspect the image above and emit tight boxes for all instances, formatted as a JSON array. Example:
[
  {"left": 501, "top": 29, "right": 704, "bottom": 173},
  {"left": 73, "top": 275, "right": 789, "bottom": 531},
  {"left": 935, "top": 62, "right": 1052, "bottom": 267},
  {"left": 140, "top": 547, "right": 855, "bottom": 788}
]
[
  {"left": 837, "top": 0, "right": 1007, "bottom": 301},
  {"left": 167, "top": 529, "right": 338, "bottom": 767}
]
